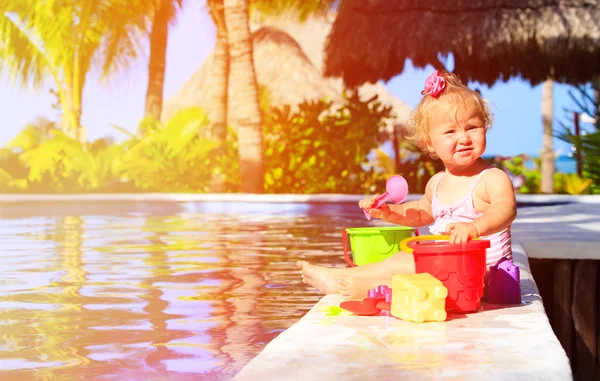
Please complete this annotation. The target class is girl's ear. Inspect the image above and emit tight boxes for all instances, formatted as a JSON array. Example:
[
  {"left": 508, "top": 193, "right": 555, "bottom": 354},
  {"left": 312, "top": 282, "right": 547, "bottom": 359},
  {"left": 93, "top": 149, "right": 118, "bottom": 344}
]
[{"left": 424, "top": 138, "right": 434, "bottom": 153}]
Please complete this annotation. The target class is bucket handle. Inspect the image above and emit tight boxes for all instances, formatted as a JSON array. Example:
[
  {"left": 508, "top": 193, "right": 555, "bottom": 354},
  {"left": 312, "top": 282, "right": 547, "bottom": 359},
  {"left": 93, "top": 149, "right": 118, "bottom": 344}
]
[
  {"left": 342, "top": 229, "right": 356, "bottom": 267},
  {"left": 399, "top": 235, "right": 479, "bottom": 253}
]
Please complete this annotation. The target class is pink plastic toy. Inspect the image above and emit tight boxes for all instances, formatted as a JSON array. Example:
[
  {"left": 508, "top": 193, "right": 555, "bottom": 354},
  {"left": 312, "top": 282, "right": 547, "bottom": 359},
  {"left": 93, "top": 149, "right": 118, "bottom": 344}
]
[{"left": 363, "top": 176, "right": 408, "bottom": 220}]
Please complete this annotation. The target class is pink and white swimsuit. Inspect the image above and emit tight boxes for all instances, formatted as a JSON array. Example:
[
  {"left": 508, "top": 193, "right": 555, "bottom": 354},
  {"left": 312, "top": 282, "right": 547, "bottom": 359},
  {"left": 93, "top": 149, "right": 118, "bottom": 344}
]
[{"left": 429, "top": 169, "right": 512, "bottom": 267}]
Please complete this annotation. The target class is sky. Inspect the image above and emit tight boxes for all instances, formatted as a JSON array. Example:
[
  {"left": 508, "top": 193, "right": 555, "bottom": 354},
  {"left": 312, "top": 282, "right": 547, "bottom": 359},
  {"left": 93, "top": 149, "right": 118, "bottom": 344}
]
[{"left": 0, "top": 2, "right": 586, "bottom": 157}]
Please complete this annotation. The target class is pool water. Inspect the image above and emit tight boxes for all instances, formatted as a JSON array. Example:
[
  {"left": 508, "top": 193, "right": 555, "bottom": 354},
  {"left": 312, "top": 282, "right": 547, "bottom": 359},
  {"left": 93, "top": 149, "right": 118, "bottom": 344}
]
[{"left": 0, "top": 201, "right": 369, "bottom": 380}]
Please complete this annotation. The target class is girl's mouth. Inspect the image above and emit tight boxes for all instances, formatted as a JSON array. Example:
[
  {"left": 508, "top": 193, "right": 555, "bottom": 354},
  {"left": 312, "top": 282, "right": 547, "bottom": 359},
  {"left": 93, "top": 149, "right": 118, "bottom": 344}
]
[{"left": 456, "top": 148, "right": 474, "bottom": 157}]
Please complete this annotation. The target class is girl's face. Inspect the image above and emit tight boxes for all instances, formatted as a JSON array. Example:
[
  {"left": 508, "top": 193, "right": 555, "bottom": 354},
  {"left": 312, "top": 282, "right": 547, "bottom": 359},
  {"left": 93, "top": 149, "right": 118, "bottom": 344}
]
[{"left": 426, "top": 99, "right": 487, "bottom": 170}]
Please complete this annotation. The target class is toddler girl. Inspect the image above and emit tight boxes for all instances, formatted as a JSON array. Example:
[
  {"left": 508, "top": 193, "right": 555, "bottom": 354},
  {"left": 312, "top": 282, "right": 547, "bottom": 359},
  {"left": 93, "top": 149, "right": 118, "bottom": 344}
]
[{"left": 297, "top": 70, "right": 517, "bottom": 299}]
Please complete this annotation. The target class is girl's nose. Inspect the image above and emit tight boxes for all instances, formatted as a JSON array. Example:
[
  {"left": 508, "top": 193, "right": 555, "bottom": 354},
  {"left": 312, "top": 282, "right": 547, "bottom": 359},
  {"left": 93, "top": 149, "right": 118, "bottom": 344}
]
[{"left": 458, "top": 131, "right": 472, "bottom": 144}]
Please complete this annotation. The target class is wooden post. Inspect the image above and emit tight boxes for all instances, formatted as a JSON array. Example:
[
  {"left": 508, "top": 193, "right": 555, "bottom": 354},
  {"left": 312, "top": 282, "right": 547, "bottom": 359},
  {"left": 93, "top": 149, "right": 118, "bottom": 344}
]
[
  {"left": 554, "top": 260, "right": 574, "bottom": 361},
  {"left": 597, "top": 264, "right": 600, "bottom": 371},
  {"left": 571, "top": 260, "right": 599, "bottom": 381}
]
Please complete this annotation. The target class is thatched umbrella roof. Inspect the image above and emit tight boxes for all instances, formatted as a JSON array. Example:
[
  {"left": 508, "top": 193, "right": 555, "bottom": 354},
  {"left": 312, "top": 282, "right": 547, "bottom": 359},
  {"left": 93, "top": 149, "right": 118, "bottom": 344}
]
[
  {"left": 163, "top": 26, "right": 341, "bottom": 122},
  {"left": 163, "top": 21, "right": 411, "bottom": 127},
  {"left": 324, "top": 0, "right": 600, "bottom": 87}
]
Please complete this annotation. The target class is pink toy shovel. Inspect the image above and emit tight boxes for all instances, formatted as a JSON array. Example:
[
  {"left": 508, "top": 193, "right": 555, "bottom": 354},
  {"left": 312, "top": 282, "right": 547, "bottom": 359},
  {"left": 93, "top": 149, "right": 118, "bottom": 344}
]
[{"left": 363, "top": 176, "right": 408, "bottom": 220}]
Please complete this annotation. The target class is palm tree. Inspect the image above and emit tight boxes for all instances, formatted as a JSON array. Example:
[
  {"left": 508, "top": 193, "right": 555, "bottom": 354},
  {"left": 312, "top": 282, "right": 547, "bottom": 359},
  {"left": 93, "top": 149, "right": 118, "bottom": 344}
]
[
  {"left": 223, "top": 0, "right": 264, "bottom": 193},
  {"left": 1, "top": 0, "right": 147, "bottom": 144},
  {"left": 205, "top": 0, "right": 337, "bottom": 193},
  {"left": 143, "top": 0, "right": 184, "bottom": 125},
  {"left": 206, "top": 0, "right": 230, "bottom": 143},
  {"left": 540, "top": 79, "right": 555, "bottom": 194}
]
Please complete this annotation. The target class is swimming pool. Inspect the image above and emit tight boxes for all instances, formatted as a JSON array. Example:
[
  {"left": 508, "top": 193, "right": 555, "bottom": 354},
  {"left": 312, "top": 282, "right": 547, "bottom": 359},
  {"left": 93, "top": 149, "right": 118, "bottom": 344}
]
[{"left": 0, "top": 201, "right": 371, "bottom": 380}]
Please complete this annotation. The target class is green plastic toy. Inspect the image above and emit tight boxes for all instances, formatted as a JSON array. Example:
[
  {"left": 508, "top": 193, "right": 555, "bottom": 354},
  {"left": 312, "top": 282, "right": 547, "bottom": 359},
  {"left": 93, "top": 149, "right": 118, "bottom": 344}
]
[{"left": 342, "top": 226, "right": 415, "bottom": 267}]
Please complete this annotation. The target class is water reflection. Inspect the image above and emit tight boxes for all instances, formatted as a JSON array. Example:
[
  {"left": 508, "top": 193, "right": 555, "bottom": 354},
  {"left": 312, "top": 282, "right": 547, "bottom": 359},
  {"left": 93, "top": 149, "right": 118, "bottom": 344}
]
[{"left": 0, "top": 202, "right": 368, "bottom": 380}]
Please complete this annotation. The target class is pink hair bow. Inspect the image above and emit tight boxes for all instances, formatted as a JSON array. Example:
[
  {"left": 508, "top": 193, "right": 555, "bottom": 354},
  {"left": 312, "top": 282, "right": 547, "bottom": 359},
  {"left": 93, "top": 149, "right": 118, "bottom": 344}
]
[{"left": 421, "top": 70, "right": 446, "bottom": 97}]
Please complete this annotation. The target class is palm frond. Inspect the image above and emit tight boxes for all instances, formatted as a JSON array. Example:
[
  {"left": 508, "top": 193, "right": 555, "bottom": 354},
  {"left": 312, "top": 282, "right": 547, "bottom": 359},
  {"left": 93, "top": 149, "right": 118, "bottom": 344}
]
[
  {"left": 96, "top": 18, "right": 149, "bottom": 81},
  {"left": 0, "top": 2, "right": 50, "bottom": 87}
]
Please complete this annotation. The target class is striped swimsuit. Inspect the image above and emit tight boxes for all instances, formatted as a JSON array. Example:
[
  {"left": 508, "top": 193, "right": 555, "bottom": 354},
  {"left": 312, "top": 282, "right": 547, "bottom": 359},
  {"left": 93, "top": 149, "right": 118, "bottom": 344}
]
[{"left": 429, "top": 169, "right": 512, "bottom": 267}]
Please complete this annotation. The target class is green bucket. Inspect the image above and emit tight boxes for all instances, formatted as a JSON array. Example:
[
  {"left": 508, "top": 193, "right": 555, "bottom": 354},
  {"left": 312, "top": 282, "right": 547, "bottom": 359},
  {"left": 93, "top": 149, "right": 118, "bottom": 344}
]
[{"left": 342, "top": 226, "right": 416, "bottom": 267}]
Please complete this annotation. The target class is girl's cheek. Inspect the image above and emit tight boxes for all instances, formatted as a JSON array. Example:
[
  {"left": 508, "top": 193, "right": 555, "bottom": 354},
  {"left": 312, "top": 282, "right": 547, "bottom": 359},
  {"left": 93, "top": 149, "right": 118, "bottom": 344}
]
[{"left": 442, "top": 137, "right": 456, "bottom": 147}]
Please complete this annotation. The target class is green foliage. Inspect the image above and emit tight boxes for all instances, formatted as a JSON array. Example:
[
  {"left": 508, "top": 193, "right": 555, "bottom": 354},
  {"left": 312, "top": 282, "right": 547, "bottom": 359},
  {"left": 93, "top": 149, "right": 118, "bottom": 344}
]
[
  {"left": 263, "top": 92, "right": 393, "bottom": 193},
  {"left": 555, "top": 80, "right": 600, "bottom": 194},
  {"left": 7, "top": 124, "right": 46, "bottom": 151},
  {"left": 0, "top": 0, "right": 48, "bottom": 87},
  {"left": 555, "top": 129, "right": 600, "bottom": 194},
  {"left": 1, "top": 0, "right": 149, "bottom": 85},
  {"left": 490, "top": 155, "right": 541, "bottom": 194},
  {"left": 489, "top": 154, "right": 597, "bottom": 195},
  {"left": 119, "top": 107, "right": 240, "bottom": 192},
  {"left": 397, "top": 159, "right": 444, "bottom": 194},
  {"left": 1, "top": 107, "right": 239, "bottom": 193},
  {"left": 0, "top": 146, "right": 30, "bottom": 192},
  {"left": 1, "top": 0, "right": 151, "bottom": 144},
  {"left": 0, "top": 150, "right": 27, "bottom": 190},
  {"left": 369, "top": 147, "right": 444, "bottom": 194},
  {"left": 16, "top": 130, "right": 123, "bottom": 192},
  {"left": 554, "top": 173, "right": 593, "bottom": 195}
]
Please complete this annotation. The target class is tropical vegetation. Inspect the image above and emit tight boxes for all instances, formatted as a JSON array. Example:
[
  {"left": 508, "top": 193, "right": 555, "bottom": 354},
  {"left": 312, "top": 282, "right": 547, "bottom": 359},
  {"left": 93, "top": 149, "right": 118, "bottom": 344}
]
[
  {"left": 1, "top": 0, "right": 597, "bottom": 194},
  {"left": 555, "top": 79, "right": 600, "bottom": 194},
  {"left": 1, "top": 0, "right": 150, "bottom": 143},
  {"left": 0, "top": 92, "right": 403, "bottom": 193},
  {"left": 1, "top": 101, "right": 592, "bottom": 194}
]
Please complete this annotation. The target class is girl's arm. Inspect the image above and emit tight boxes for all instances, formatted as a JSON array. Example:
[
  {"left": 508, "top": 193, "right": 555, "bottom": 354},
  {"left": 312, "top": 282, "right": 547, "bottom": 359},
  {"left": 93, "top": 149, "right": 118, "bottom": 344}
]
[
  {"left": 472, "top": 168, "right": 517, "bottom": 236},
  {"left": 381, "top": 173, "right": 439, "bottom": 227}
]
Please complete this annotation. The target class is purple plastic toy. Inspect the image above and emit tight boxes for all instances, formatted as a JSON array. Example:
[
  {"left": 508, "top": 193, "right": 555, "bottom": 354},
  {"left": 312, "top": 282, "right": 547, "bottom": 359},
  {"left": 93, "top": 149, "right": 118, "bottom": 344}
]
[{"left": 486, "top": 257, "right": 521, "bottom": 304}]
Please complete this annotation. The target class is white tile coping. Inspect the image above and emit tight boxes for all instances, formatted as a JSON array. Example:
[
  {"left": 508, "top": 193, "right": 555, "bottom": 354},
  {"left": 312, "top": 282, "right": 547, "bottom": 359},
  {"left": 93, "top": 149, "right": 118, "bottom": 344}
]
[
  {"left": 519, "top": 242, "right": 600, "bottom": 260},
  {"left": 512, "top": 202, "right": 600, "bottom": 260},
  {"left": 232, "top": 242, "right": 573, "bottom": 381}
]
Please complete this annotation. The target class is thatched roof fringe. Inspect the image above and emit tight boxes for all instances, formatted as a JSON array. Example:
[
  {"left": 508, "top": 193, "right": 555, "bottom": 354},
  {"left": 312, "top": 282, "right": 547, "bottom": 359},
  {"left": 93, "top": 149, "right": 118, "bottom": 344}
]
[
  {"left": 347, "top": 1, "right": 600, "bottom": 15},
  {"left": 324, "top": 0, "right": 600, "bottom": 87},
  {"left": 163, "top": 24, "right": 411, "bottom": 127}
]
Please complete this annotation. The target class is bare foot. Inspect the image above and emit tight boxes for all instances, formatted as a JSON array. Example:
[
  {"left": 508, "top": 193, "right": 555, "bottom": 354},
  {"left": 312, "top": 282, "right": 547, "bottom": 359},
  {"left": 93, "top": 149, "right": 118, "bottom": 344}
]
[
  {"left": 297, "top": 260, "right": 340, "bottom": 294},
  {"left": 337, "top": 276, "right": 386, "bottom": 300}
]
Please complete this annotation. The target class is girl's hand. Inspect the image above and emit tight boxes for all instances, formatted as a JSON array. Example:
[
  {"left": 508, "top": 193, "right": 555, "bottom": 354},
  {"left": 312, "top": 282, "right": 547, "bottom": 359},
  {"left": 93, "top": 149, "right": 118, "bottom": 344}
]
[
  {"left": 358, "top": 194, "right": 390, "bottom": 220},
  {"left": 445, "top": 222, "right": 479, "bottom": 244}
]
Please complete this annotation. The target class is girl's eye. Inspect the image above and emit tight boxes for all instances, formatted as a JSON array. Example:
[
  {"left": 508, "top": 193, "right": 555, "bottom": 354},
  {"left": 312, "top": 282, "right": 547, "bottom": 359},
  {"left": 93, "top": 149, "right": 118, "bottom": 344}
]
[{"left": 444, "top": 130, "right": 455, "bottom": 135}]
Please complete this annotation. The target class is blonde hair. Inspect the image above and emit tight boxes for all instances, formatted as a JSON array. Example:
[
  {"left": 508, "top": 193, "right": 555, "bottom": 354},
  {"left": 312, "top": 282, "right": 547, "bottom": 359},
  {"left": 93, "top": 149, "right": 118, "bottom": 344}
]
[{"left": 406, "top": 71, "right": 494, "bottom": 157}]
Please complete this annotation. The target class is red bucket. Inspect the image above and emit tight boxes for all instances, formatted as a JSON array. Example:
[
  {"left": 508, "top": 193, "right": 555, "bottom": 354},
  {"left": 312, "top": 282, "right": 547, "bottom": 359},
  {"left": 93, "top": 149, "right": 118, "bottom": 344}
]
[{"left": 401, "top": 236, "right": 490, "bottom": 312}]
